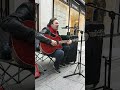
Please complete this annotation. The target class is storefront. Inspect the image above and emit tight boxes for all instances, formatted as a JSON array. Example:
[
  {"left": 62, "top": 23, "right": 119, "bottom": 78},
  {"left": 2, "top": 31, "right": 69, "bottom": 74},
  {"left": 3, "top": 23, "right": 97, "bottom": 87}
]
[
  {"left": 53, "top": 0, "right": 85, "bottom": 36},
  {"left": 39, "top": 0, "right": 85, "bottom": 38}
]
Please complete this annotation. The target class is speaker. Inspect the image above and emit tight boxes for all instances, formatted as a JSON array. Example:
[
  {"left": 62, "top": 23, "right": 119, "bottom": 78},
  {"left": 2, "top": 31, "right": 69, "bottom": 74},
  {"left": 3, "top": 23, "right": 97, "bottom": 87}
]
[
  {"left": 86, "top": 37, "right": 103, "bottom": 85},
  {"left": 85, "top": 23, "right": 104, "bottom": 85},
  {"left": 66, "top": 42, "right": 78, "bottom": 63}
]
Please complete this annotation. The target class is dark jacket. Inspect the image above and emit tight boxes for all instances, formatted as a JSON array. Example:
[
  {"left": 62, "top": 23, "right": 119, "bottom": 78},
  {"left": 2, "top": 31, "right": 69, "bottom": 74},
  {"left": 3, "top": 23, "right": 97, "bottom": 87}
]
[
  {"left": 0, "top": 2, "right": 35, "bottom": 59},
  {"left": 7, "top": 2, "right": 34, "bottom": 21},
  {"left": 0, "top": 2, "right": 35, "bottom": 44}
]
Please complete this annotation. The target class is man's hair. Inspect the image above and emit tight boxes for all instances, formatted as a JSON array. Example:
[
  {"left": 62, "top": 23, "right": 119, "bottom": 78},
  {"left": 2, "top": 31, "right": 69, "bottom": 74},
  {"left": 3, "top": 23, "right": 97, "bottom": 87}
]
[{"left": 47, "top": 18, "right": 57, "bottom": 27}]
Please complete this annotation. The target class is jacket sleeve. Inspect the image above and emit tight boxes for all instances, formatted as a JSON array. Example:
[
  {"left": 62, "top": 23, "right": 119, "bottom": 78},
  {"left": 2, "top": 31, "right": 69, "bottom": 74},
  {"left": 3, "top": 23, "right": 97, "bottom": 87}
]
[
  {"left": 60, "top": 35, "right": 70, "bottom": 40},
  {"left": 35, "top": 27, "right": 52, "bottom": 45},
  {"left": 56, "top": 31, "right": 70, "bottom": 40}
]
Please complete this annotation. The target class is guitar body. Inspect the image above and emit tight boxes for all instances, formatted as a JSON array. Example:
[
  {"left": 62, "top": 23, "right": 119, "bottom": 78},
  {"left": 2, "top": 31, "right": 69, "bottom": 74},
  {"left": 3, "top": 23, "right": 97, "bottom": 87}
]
[
  {"left": 40, "top": 35, "right": 63, "bottom": 55},
  {"left": 12, "top": 20, "right": 35, "bottom": 68}
]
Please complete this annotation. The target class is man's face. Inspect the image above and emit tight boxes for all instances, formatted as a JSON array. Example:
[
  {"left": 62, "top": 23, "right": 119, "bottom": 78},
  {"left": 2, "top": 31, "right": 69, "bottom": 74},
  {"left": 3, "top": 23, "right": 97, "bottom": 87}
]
[{"left": 51, "top": 20, "right": 59, "bottom": 30}]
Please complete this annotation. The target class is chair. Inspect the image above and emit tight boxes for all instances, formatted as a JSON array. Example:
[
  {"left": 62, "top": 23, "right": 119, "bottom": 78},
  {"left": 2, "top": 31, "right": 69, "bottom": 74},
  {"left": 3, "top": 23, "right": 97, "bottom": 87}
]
[
  {"left": 35, "top": 44, "right": 55, "bottom": 74},
  {"left": 0, "top": 59, "right": 34, "bottom": 87},
  {"left": 35, "top": 48, "right": 55, "bottom": 71},
  {"left": 35, "top": 38, "right": 47, "bottom": 73},
  {"left": 35, "top": 49, "right": 47, "bottom": 73}
]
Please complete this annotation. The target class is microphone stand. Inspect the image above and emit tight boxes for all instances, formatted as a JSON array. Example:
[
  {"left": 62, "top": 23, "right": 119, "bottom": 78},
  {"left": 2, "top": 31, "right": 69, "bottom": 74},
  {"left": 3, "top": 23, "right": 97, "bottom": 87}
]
[
  {"left": 61, "top": 26, "right": 75, "bottom": 35},
  {"left": 67, "top": 26, "right": 74, "bottom": 35},
  {"left": 86, "top": 3, "right": 120, "bottom": 90},
  {"left": 63, "top": 31, "right": 85, "bottom": 78}
]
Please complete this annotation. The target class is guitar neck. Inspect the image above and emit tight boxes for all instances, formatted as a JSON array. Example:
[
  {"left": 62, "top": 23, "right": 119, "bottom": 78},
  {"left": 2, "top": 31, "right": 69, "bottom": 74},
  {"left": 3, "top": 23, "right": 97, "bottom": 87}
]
[
  {"left": 59, "top": 40, "right": 69, "bottom": 44},
  {"left": 58, "top": 39, "right": 80, "bottom": 44}
]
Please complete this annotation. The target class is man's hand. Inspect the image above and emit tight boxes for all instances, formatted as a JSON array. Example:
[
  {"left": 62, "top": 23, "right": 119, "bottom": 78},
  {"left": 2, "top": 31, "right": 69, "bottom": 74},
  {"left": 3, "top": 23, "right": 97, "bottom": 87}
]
[
  {"left": 67, "top": 40, "right": 72, "bottom": 45},
  {"left": 51, "top": 40, "right": 57, "bottom": 46}
]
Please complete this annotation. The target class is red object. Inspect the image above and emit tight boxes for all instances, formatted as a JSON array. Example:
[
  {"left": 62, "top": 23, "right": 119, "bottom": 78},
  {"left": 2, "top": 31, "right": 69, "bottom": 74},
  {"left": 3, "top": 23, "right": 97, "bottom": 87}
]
[
  {"left": 0, "top": 86, "right": 4, "bottom": 90},
  {"left": 12, "top": 20, "right": 35, "bottom": 67},
  {"left": 40, "top": 34, "right": 69, "bottom": 55},
  {"left": 35, "top": 64, "right": 40, "bottom": 78}
]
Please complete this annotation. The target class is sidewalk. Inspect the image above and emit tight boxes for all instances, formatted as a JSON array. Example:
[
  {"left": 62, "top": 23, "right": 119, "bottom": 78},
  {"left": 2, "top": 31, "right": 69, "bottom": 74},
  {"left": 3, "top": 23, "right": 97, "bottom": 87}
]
[{"left": 35, "top": 42, "right": 85, "bottom": 90}]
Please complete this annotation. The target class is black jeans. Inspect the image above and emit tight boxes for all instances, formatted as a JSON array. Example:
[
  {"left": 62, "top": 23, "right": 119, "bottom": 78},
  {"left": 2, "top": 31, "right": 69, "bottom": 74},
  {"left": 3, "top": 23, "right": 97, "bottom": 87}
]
[
  {"left": 62, "top": 45, "right": 70, "bottom": 64},
  {"left": 0, "top": 17, "right": 35, "bottom": 44}
]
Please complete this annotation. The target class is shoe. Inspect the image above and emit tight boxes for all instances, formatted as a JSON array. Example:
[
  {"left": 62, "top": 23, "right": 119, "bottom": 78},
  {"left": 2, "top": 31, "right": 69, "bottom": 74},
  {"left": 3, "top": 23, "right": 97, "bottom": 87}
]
[
  {"left": 55, "top": 68, "right": 61, "bottom": 73},
  {"left": 53, "top": 65, "right": 61, "bottom": 73},
  {"left": 60, "top": 63, "right": 66, "bottom": 67},
  {"left": 65, "top": 62, "right": 70, "bottom": 65}
]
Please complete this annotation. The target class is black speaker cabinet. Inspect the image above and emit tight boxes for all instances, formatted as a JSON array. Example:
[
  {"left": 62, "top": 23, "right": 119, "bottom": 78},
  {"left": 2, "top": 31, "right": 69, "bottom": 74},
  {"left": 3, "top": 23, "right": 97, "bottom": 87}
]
[{"left": 85, "top": 23, "right": 104, "bottom": 85}]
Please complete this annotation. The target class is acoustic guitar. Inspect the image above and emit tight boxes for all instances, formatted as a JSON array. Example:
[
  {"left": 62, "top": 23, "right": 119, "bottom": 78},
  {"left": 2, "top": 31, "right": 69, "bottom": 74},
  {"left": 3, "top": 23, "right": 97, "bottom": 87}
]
[
  {"left": 40, "top": 34, "right": 80, "bottom": 55},
  {"left": 12, "top": 20, "right": 35, "bottom": 68}
]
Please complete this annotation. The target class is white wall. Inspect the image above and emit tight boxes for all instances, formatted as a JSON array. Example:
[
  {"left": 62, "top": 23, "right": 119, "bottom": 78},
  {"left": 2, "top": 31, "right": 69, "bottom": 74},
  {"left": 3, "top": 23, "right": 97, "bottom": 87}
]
[
  {"left": 35, "top": 0, "right": 39, "bottom": 3},
  {"left": 39, "top": 0, "right": 53, "bottom": 31}
]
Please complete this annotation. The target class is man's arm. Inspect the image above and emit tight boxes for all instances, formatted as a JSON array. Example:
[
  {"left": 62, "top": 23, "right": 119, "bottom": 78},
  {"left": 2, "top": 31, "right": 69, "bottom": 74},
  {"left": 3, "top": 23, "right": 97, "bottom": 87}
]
[
  {"left": 60, "top": 35, "right": 70, "bottom": 40},
  {"left": 35, "top": 32, "right": 51, "bottom": 45},
  {"left": 60, "top": 35, "right": 72, "bottom": 45},
  {"left": 36, "top": 27, "right": 57, "bottom": 46}
]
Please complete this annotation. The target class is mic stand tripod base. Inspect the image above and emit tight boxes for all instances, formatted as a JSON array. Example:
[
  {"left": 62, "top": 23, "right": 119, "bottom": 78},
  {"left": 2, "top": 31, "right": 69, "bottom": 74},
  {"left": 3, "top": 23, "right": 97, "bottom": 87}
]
[
  {"left": 92, "top": 86, "right": 113, "bottom": 90},
  {"left": 63, "top": 62, "right": 85, "bottom": 78},
  {"left": 63, "top": 31, "right": 85, "bottom": 79},
  {"left": 63, "top": 72, "right": 84, "bottom": 78}
]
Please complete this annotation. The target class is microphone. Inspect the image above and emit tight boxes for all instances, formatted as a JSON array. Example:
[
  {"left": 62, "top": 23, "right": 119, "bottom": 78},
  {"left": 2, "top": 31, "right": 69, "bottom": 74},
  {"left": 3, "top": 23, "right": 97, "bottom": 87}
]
[
  {"left": 61, "top": 26, "right": 75, "bottom": 29},
  {"left": 61, "top": 26, "right": 68, "bottom": 29}
]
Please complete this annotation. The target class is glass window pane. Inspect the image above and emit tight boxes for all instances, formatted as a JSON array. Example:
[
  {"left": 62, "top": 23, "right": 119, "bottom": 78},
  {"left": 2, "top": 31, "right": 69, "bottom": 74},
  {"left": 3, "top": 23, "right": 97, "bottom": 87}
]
[
  {"left": 69, "top": 8, "right": 79, "bottom": 35},
  {"left": 54, "top": 0, "right": 69, "bottom": 35}
]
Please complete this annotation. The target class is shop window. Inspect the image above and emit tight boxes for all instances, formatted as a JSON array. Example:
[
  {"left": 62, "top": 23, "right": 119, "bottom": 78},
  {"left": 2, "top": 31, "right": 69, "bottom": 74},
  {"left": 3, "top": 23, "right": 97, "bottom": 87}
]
[
  {"left": 69, "top": 8, "right": 79, "bottom": 35},
  {"left": 54, "top": 0, "right": 69, "bottom": 35},
  {"left": 54, "top": 0, "right": 85, "bottom": 37}
]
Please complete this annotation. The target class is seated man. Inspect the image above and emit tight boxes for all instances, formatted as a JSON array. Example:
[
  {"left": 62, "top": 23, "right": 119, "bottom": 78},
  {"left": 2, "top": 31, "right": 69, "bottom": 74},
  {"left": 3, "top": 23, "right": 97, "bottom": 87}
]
[{"left": 36, "top": 18, "right": 72, "bottom": 73}]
